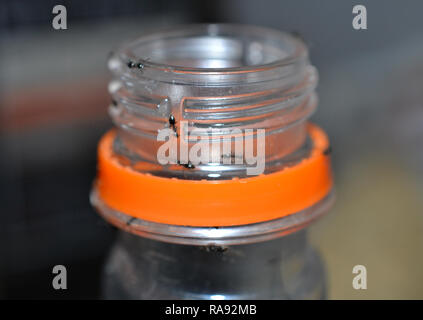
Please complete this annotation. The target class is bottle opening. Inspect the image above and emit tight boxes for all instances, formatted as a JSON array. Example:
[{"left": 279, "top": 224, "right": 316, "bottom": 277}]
[
  {"left": 108, "top": 24, "right": 318, "bottom": 180},
  {"left": 120, "top": 24, "right": 304, "bottom": 71}
]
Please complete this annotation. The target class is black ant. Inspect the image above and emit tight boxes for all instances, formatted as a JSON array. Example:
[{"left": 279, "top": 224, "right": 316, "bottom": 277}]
[
  {"left": 204, "top": 245, "right": 228, "bottom": 253},
  {"left": 127, "top": 61, "right": 144, "bottom": 71},
  {"left": 126, "top": 217, "right": 136, "bottom": 226},
  {"left": 127, "top": 60, "right": 135, "bottom": 68},
  {"left": 168, "top": 114, "right": 178, "bottom": 137},
  {"left": 323, "top": 145, "right": 332, "bottom": 156},
  {"left": 169, "top": 114, "right": 176, "bottom": 127},
  {"left": 177, "top": 160, "right": 195, "bottom": 169}
]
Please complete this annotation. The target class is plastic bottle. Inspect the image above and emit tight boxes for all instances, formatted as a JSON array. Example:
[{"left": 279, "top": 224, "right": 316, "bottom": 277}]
[{"left": 91, "top": 24, "right": 334, "bottom": 299}]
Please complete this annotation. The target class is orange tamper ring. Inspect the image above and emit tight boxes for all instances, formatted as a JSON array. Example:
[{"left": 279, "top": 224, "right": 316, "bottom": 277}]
[{"left": 94, "top": 123, "right": 333, "bottom": 227}]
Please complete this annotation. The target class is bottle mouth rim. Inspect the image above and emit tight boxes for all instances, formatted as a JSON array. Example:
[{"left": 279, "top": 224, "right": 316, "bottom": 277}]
[{"left": 114, "top": 23, "right": 308, "bottom": 75}]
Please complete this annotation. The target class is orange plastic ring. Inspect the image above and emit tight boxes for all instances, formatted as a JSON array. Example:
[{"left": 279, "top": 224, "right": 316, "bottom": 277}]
[{"left": 94, "top": 123, "right": 333, "bottom": 227}]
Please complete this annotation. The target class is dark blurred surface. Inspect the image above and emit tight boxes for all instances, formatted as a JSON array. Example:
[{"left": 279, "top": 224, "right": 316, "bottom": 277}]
[{"left": 1, "top": 0, "right": 423, "bottom": 299}]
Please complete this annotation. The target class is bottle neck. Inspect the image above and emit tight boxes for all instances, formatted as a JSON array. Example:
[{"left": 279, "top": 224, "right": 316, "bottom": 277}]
[{"left": 107, "top": 24, "right": 318, "bottom": 180}]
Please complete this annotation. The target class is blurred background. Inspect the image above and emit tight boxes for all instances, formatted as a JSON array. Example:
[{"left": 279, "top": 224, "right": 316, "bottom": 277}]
[{"left": 1, "top": 0, "right": 423, "bottom": 299}]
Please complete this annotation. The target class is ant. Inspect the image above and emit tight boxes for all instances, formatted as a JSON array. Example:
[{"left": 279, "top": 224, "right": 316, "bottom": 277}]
[
  {"left": 177, "top": 160, "right": 195, "bottom": 169},
  {"left": 127, "top": 60, "right": 144, "bottom": 71},
  {"left": 169, "top": 114, "right": 178, "bottom": 137},
  {"left": 127, "top": 60, "right": 135, "bottom": 68},
  {"left": 323, "top": 145, "right": 332, "bottom": 156}
]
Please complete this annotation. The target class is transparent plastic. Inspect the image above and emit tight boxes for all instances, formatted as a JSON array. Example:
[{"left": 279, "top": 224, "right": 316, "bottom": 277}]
[
  {"left": 92, "top": 24, "right": 333, "bottom": 300},
  {"left": 107, "top": 24, "right": 318, "bottom": 179},
  {"left": 103, "top": 231, "right": 326, "bottom": 299}
]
